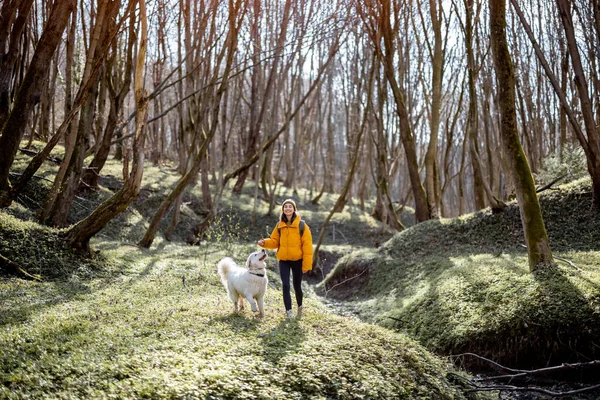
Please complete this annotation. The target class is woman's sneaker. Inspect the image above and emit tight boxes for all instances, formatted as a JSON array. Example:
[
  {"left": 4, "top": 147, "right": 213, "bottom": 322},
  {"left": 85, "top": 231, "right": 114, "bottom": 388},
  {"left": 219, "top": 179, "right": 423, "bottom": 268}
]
[
  {"left": 297, "top": 306, "right": 303, "bottom": 319},
  {"left": 286, "top": 309, "right": 294, "bottom": 318}
]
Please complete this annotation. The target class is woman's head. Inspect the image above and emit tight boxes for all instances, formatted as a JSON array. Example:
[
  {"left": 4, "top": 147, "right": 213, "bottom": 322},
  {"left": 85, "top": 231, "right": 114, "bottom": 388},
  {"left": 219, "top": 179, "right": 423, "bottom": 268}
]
[{"left": 281, "top": 198, "right": 297, "bottom": 221}]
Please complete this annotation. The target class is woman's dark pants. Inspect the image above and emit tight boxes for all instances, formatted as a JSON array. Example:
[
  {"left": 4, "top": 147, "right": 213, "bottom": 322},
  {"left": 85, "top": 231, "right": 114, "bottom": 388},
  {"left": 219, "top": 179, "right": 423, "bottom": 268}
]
[{"left": 279, "top": 260, "right": 303, "bottom": 311}]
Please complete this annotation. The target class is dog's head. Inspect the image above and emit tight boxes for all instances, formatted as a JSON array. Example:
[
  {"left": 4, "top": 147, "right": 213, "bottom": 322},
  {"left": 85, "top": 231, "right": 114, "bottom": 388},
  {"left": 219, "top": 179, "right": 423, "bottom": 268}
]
[{"left": 246, "top": 249, "right": 268, "bottom": 271}]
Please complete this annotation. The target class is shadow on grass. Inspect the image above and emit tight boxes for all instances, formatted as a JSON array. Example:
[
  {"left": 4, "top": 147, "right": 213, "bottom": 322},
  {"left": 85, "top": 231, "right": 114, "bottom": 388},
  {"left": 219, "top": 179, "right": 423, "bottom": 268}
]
[
  {"left": 207, "top": 313, "right": 262, "bottom": 332},
  {"left": 531, "top": 265, "right": 600, "bottom": 367},
  {"left": 260, "top": 318, "right": 307, "bottom": 364},
  {"left": 390, "top": 253, "right": 600, "bottom": 373},
  {"left": 0, "top": 280, "right": 93, "bottom": 327}
]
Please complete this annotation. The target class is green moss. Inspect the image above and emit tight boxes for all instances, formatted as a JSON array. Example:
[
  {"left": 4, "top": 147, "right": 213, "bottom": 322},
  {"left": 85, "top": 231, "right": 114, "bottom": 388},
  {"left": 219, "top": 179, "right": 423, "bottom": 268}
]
[
  {"left": 0, "top": 240, "right": 474, "bottom": 399},
  {"left": 323, "top": 179, "right": 600, "bottom": 369}
]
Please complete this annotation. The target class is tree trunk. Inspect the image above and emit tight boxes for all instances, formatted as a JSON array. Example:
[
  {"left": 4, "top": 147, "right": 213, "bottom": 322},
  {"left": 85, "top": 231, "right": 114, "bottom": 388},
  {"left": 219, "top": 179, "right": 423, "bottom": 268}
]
[
  {"left": 66, "top": 0, "right": 149, "bottom": 252},
  {"left": 139, "top": 0, "right": 243, "bottom": 248},
  {"left": 374, "top": 0, "right": 430, "bottom": 223},
  {"left": 462, "top": 0, "right": 486, "bottom": 211},
  {"left": 314, "top": 63, "right": 374, "bottom": 267},
  {"left": 0, "top": 0, "right": 35, "bottom": 129},
  {"left": 44, "top": 0, "right": 114, "bottom": 226},
  {"left": 423, "top": 0, "right": 443, "bottom": 219},
  {"left": 555, "top": 0, "right": 600, "bottom": 208},
  {"left": 0, "top": 0, "right": 76, "bottom": 206},
  {"left": 490, "top": 0, "right": 553, "bottom": 271},
  {"left": 81, "top": 9, "right": 135, "bottom": 189}
]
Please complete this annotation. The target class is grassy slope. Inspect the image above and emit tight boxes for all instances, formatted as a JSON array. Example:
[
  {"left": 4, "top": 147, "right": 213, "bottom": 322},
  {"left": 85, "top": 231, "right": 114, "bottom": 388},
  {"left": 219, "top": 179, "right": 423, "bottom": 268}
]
[
  {"left": 0, "top": 238, "right": 466, "bottom": 399},
  {"left": 320, "top": 178, "right": 600, "bottom": 370},
  {"left": 0, "top": 147, "right": 471, "bottom": 399}
]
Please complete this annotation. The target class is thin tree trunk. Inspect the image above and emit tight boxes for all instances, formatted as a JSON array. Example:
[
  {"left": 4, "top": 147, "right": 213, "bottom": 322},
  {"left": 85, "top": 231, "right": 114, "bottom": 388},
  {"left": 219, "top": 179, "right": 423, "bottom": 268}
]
[
  {"left": 81, "top": 9, "right": 135, "bottom": 189},
  {"left": 423, "top": 0, "right": 443, "bottom": 219},
  {"left": 490, "top": 0, "right": 553, "bottom": 271},
  {"left": 314, "top": 61, "right": 375, "bottom": 267},
  {"left": 511, "top": 0, "right": 600, "bottom": 208},
  {"left": 364, "top": 0, "right": 430, "bottom": 222},
  {"left": 66, "top": 0, "right": 149, "bottom": 252}
]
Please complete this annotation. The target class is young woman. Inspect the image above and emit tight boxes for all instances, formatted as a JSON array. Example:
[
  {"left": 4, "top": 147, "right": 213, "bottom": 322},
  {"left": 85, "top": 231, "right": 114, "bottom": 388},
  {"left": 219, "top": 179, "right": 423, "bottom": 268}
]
[{"left": 258, "top": 198, "right": 313, "bottom": 318}]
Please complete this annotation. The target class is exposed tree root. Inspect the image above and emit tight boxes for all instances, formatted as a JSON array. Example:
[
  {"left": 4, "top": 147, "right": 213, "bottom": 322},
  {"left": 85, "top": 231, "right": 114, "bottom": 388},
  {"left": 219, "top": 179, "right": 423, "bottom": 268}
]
[
  {"left": 450, "top": 353, "right": 600, "bottom": 397},
  {"left": 0, "top": 253, "right": 42, "bottom": 281}
]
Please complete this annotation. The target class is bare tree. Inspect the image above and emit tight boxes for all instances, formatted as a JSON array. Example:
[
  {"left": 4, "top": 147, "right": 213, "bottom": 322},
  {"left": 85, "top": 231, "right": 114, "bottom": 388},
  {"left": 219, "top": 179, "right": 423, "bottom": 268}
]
[
  {"left": 138, "top": 0, "right": 247, "bottom": 248},
  {"left": 40, "top": 0, "right": 122, "bottom": 226},
  {"left": 0, "top": 0, "right": 35, "bottom": 128},
  {"left": 555, "top": 0, "right": 600, "bottom": 208},
  {"left": 80, "top": 9, "right": 136, "bottom": 189},
  {"left": 313, "top": 53, "right": 377, "bottom": 266},
  {"left": 356, "top": 0, "right": 431, "bottom": 223}
]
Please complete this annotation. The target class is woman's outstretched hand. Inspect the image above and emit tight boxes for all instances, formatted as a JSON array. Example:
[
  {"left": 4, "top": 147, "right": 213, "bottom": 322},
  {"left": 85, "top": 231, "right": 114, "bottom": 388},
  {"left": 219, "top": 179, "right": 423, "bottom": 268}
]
[{"left": 258, "top": 239, "right": 265, "bottom": 247}]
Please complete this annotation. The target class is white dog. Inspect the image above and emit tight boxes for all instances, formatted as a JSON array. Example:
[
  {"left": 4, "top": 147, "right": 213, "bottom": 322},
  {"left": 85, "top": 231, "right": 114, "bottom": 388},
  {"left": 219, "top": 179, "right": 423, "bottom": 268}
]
[{"left": 217, "top": 249, "right": 269, "bottom": 317}]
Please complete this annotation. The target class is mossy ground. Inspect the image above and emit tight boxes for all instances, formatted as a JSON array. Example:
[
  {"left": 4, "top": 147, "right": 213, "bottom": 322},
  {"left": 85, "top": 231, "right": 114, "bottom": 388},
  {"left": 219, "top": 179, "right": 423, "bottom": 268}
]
[
  {"left": 1, "top": 145, "right": 474, "bottom": 399},
  {"left": 0, "top": 240, "right": 469, "bottom": 399},
  {"left": 320, "top": 178, "right": 600, "bottom": 376}
]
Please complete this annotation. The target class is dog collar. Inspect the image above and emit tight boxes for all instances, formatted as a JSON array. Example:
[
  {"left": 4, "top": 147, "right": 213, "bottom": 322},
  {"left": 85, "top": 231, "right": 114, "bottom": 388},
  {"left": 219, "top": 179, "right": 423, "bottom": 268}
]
[{"left": 249, "top": 271, "right": 266, "bottom": 278}]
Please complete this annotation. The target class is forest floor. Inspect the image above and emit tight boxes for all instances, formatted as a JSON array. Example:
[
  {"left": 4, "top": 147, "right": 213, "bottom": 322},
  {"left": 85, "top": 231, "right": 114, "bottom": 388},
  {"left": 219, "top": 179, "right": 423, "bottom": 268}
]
[{"left": 1, "top": 143, "right": 600, "bottom": 399}]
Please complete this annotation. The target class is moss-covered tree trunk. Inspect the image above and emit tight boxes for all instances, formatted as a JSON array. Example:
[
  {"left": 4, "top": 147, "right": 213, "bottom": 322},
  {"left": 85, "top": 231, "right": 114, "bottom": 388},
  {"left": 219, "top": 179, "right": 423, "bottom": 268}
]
[{"left": 490, "top": 0, "right": 553, "bottom": 271}]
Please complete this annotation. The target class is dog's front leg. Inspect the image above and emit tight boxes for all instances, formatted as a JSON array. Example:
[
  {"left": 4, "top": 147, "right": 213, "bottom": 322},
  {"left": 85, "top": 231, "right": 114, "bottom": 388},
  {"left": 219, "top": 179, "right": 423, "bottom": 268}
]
[
  {"left": 238, "top": 296, "right": 244, "bottom": 311},
  {"left": 245, "top": 295, "right": 259, "bottom": 313},
  {"left": 257, "top": 296, "right": 265, "bottom": 317}
]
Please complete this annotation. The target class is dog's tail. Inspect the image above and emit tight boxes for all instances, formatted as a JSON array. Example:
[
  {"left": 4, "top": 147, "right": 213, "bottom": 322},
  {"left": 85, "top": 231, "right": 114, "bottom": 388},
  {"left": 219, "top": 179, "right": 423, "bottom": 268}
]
[{"left": 217, "top": 257, "right": 234, "bottom": 285}]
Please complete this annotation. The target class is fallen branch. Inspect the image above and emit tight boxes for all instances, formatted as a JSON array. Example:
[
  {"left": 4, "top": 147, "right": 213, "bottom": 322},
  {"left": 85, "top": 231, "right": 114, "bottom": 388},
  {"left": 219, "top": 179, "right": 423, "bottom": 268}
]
[
  {"left": 9, "top": 171, "right": 54, "bottom": 184},
  {"left": 324, "top": 267, "right": 369, "bottom": 297},
  {"left": 536, "top": 174, "right": 568, "bottom": 193},
  {"left": 0, "top": 253, "right": 42, "bottom": 281},
  {"left": 18, "top": 148, "right": 62, "bottom": 164}
]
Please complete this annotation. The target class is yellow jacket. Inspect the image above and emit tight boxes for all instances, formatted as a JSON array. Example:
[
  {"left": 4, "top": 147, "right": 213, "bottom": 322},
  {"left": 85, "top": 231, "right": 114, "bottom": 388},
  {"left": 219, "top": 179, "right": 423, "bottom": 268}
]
[{"left": 261, "top": 214, "right": 313, "bottom": 272}]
